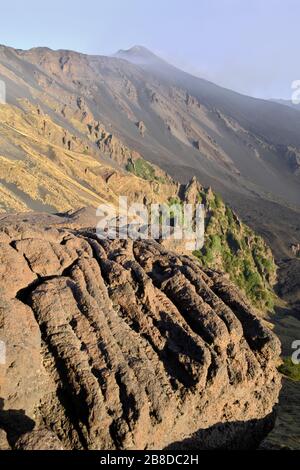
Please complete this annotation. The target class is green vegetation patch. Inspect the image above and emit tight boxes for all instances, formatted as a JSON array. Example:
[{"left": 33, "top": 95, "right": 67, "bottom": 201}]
[
  {"left": 278, "top": 358, "right": 300, "bottom": 381},
  {"left": 193, "top": 189, "right": 276, "bottom": 311},
  {"left": 126, "top": 158, "right": 166, "bottom": 183}
]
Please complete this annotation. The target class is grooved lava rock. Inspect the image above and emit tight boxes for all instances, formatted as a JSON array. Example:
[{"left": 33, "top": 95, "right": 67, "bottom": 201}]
[{"left": 0, "top": 213, "right": 281, "bottom": 450}]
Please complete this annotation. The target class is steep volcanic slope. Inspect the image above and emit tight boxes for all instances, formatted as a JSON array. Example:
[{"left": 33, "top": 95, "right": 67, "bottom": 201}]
[
  {"left": 0, "top": 213, "right": 281, "bottom": 450},
  {"left": 1, "top": 44, "right": 300, "bottom": 210},
  {"left": 0, "top": 48, "right": 299, "bottom": 313},
  {"left": 0, "top": 44, "right": 299, "bottom": 271},
  {"left": 112, "top": 50, "right": 300, "bottom": 314},
  {"left": 0, "top": 45, "right": 299, "bottom": 273},
  {"left": 0, "top": 48, "right": 279, "bottom": 314},
  {"left": 272, "top": 99, "right": 300, "bottom": 112},
  {"left": 115, "top": 47, "right": 300, "bottom": 206}
]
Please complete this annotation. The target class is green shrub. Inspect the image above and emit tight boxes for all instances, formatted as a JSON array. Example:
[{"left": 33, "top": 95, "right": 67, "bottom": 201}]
[
  {"left": 192, "top": 188, "right": 276, "bottom": 311},
  {"left": 214, "top": 193, "right": 223, "bottom": 209},
  {"left": 201, "top": 247, "right": 214, "bottom": 265},
  {"left": 126, "top": 158, "right": 157, "bottom": 181},
  {"left": 279, "top": 358, "right": 300, "bottom": 381},
  {"left": 225, "top": 206, "right": 235, "bottom": 226},
  {"left": 210, "top": 234, "right": 222, "bottom": 252},
  {"left": 168, "top": 197, "right": 182, "bottom": 206},
  {"left": 226, "top": 231, "right": 240, "bottom": 253}
]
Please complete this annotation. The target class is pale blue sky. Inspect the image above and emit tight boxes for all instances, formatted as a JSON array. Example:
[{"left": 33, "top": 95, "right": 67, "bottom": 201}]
[{"left": 0, "top": 0, "right": 299, "bottom": 99}]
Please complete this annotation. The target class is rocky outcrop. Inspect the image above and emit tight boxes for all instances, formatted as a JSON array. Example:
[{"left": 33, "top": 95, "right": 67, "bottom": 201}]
[
  {"left": 0, "top": 214, "right": 281, "bottom": 450},
  {"left": 291, "top": 243, "right": 300, "bottom": 257},
  {"left": 276, "top": 145, "right": 300, "bottom": 176},
  {"left": 136, "top": 121, "right": 146, "bottom": 137},
  {"left": 14, "top": 430, "right": 64, "bottom": 450},
  {"left": 0, "top": 429, "right": 10, "bottom": 450},
  {"left": 183, "top": 181, "right": 277, "bottom": 310},
  {"left": 87, "top": 122, "right": 141, "bottom": 166}
]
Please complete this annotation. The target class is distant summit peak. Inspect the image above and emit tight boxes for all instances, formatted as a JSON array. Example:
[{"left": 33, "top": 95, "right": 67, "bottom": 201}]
[
  {"left": 117, "top": 45, "right": 153, "bottom": 55},
  {"left": 126, "top": 45, "right": 151, "bottom": 53},
  {"left": 114, "top": 45, "right": 164, "bottom": 65}
]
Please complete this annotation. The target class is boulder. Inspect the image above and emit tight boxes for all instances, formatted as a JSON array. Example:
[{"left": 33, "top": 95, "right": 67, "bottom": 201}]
[{"left": 0, "top": 215, "right": 281, "bottom": 450}]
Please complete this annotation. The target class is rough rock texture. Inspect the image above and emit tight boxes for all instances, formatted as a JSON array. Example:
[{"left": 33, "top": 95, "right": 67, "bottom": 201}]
[
  {"left": 0, "top": 429, "right": 10, "bottom": 450},
  {"left": 14, "top": 429, "right": 64, "bottom": 450},
  {"left": 0, "top": 215, "right": 281, "bottom": 450},
  {"left": 291, "top": 243, "right": 300, "bottom": 257},
  {"left": 136, "top": 121, "right": 146, "bottom": 136}
]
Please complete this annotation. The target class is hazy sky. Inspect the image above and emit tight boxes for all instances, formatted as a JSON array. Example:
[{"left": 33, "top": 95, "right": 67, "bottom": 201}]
[{"left": 0, "top": 0, "right": 299, "bottom": 99}]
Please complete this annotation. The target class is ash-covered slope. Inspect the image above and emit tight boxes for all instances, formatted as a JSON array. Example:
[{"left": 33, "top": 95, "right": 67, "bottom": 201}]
[
  {"left": 0, "top": 213, "right": 281, "bottom": 450},
  {"left": 117, "top": 46, "right": 300, "bottom": 147},
  {"left": 116, "top": 46, "right": 300, "bottom": 206},
  {"left": 0, "top": 44, "right": 299, "bottom": 282},
  {"left": 0, "top": 44, "right": 299, "bottom": 264},
  {"left": 272, "top": 99, "right": 300, "bottom": 112},
  {"left": 0, "top": 43, "right": 300, "bottom": 211}
]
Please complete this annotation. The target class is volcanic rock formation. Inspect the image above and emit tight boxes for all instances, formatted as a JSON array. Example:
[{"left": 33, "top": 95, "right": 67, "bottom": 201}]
[{"left": 0, "top": 212, "right": 281, "bottom": 450}]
